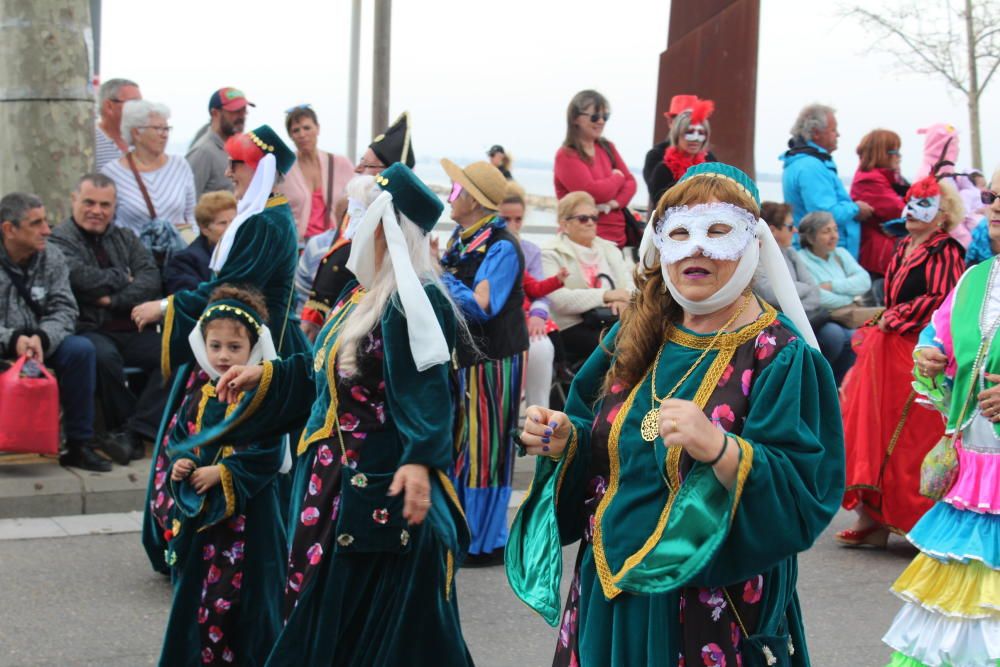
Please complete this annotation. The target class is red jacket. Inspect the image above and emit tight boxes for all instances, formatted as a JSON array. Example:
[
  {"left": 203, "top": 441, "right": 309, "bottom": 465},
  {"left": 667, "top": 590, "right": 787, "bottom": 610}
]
[
  {"left": 554, "top": 142, "right": 637, "bottom": 248},
  {"left": 850, "top": 168, "right": 905, "bottom": 276},
  {"left": 523, "top": 271, "right": 562, "bottom": 302}
]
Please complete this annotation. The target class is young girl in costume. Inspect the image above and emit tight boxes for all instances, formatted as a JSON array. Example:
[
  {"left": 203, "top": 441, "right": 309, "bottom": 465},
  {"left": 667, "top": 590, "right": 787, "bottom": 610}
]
[{"left": 154, "top": 284, "right": 287, "bottom": 667}]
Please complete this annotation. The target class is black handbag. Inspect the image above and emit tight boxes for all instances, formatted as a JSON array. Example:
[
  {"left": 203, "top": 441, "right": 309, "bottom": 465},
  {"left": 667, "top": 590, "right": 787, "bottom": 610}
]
[
  {"left": 580, "top": 273, "right": 620, "bottom": 329},
  {"left": 599, "top": 142, "right": 646, "bottom": 251}
]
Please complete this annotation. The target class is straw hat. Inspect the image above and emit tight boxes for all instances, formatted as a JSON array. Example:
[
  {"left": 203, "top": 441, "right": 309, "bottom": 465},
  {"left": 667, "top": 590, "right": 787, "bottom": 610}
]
[{"left": 440, "top": 159, "right": 506, "bottom": 211}]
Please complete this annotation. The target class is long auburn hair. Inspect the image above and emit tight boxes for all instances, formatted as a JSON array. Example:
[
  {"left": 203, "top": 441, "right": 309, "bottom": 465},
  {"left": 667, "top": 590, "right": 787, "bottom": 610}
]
[{"left": 601, "top": 175, "right": 760, "bottom": 395}]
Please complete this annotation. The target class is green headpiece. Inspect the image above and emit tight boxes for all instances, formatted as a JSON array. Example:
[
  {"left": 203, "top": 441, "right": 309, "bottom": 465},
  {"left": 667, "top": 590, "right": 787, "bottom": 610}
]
[
  {"left": 373, "top": 163, "right": 443, "bottom": 233},
  {"left": 247, "top": 124, "right": 296, "bottom": 175},
  {"left": 678, "top": 162, "right": 761, "bottom": 207},
  {"left": 199, "top": 299, "right": 265, "bottom": 344}
]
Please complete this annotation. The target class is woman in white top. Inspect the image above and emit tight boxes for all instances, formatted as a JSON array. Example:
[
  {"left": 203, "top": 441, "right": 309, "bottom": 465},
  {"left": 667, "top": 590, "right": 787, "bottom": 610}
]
[
  {"left": 798, "top": 210, "right": 872, "bottom": 384},
  {"left": 101, "top": 100, "right": 196, "bottom": 264},
  {"left": 543, "top": 191, "right": 632, "bottom": 365}
]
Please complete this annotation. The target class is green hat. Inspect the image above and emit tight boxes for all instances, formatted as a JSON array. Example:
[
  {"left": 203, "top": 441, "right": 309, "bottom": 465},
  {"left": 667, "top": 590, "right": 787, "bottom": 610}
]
[
  {"left": 373, "top": 163, "right": 442, "bottom": 233},
  {"left": 247, "top": 124, "right": 296, "bottom": 175},
  {"left": 678, "top": 162, "right": 760, "bottom": 207}
]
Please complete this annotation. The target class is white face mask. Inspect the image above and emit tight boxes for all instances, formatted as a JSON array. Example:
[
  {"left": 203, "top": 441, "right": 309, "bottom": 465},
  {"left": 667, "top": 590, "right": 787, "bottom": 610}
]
[
  {"left": 652, "top": 202, "right": 757, "bottom": 265},
  {"left": 904, "top": 195, "right": 941, "bottom": 224},
  {"left": 683, "top": 125, "right": 707, "bottom": 143}
]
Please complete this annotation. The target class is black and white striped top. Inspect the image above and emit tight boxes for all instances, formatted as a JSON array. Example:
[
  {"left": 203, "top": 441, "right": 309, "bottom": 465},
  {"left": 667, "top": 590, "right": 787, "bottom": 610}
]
[
  {"left": 101, "top": 154, "right": 196, "bottom": 238},
  {"left": 94, "top": 125, "right": 123, "bottom": 172}
]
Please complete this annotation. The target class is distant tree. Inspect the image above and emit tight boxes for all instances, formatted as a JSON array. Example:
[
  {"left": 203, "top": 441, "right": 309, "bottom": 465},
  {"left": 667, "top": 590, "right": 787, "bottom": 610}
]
[{"left": 848, "top": 0, "right": 1000, "bottom": 169}]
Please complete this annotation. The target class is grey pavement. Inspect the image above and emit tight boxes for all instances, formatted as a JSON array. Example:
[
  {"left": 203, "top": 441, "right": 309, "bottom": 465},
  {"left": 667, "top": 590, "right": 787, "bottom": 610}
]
[{"left": 0, "top": 508, "right": 914, "bottom": 667}]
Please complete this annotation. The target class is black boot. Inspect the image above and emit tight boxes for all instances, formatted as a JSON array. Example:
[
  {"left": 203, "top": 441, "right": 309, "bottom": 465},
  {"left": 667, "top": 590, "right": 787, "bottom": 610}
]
[
  {"left": 95, "top": 431, "right": 132, "bottom": 466},
  {"left": 60, "top": 440, "right": 112, "bottom": 473},
  {"left": 127, "top": 431, "right": 146, "bottom": 461}
]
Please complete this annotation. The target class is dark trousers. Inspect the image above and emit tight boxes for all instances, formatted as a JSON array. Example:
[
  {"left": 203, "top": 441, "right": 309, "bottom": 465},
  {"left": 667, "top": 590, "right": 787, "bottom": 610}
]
[
  {"left": 556, "top": 322, "right": 604, "bottom": 367},
  {"left": 82, "top": 329, "right": 167, "bottom": 440},
  {"left": 47, "top": 335, "right": 97, "bottom": 443}
]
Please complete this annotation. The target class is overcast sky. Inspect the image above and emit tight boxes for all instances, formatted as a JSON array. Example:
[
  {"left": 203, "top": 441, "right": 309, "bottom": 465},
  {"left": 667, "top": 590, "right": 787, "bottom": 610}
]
[{"left": 101, "top": 0, "right": 1000, "bottom": 183}]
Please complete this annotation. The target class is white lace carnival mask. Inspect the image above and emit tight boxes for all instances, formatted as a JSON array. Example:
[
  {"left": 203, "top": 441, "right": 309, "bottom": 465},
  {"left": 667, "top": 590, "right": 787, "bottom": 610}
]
[
  {"left": 683, "top": 125, "right": 707, "bottom": 142},
  {"left": 652, "top": 202, "right": 757, "bottom": 265},
  {"left": 904, "top": 196, "right": 941, "bottom": 224}
]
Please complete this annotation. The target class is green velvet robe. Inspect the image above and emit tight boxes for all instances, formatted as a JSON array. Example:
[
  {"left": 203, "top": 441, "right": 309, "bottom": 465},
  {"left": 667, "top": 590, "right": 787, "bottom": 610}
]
[
  {"left": 507, "top": 310, "right": 845, "bottom": 667},
  {"left": 145, "top": 195, "right": 309, "bottom": 572},
  {"left": 160, "top": 195, "right": 310, "bottom": 379},
  {"left": 156, "top": 377, "right": 287, "bottom": 667},
  {"left": 180, "top": 284, "right": 473, "bottom": 667}
]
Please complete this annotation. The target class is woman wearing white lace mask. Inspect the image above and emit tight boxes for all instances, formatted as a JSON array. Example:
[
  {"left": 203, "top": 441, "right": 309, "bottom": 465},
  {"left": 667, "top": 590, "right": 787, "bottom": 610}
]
[{"left": 507, "top": 162, "right": 842, "bottom": 667}]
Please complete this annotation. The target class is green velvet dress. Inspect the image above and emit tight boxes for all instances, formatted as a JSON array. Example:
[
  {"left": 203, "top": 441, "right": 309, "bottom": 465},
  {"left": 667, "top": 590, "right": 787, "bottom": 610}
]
[
  {"left": 506, "top": 305, "right": 845, "bottom": 667},
  {"left": 144, "top": 195, "right": 310, "bottom": 573},
  {"left": 153, "top": 372, "right": 287, "bottom": 667},
  {"left": 181, "top": 284, "right": 474, "bottom": 667}
]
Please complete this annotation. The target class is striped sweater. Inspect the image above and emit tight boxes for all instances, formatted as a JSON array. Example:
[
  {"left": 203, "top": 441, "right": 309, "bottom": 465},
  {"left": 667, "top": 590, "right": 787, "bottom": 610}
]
[
  {"left": 101, "top": 154, "right": 196, "bottom": 239},
  {"left": 882, "top": 229, "right": 965, "bottom": 335}
]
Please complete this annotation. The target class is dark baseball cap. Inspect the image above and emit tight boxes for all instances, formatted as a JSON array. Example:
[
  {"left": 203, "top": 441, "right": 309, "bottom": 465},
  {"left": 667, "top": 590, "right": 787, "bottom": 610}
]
[{"left": 209, "top": 87, "right": 255, "bottom": 112}]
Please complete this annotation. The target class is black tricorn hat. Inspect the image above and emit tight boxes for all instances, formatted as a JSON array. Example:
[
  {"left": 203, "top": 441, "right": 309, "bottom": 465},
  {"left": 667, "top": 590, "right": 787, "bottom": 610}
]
[{"left": 369, "top": 111, "right": 414, "bottom": 168}]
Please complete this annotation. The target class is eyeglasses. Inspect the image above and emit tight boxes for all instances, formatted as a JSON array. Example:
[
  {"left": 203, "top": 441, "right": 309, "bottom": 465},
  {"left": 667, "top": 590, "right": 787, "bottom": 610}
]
[
  {"left": 448, "top": 183, "right": 464, "bottom": 204},
  {"left": 138, "top": 125, "right": 172, "bottom": 134},
  {"left": 887, "top": 149, "right": 901, "bottom": 156},
  {"left": 578, "top": 112, "right": 610, "bottom": 123},
  {"left": 782, "top": 224, "right": 795, "bottom": 231},
  {"left": 285, "top": 103, "right": 312, "bottom": 114},
  {"left": 567, "top": 214, "right": 599, "bottom": 223},
  {"left": 356, "top": 161, "right": 386, "bottom": 172},
  {"left": 982, "top": 190, "right": 1000, "bottom": 205}
]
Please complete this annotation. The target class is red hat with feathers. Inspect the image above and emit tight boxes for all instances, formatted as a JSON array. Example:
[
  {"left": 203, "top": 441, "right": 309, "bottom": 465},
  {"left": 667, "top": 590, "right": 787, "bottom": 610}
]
[
  {"left": 905, "top": 175, "right": 941, "bottom": 202},
  {"left": 688, "top": 99, "right": 715, "bottom": 125}
]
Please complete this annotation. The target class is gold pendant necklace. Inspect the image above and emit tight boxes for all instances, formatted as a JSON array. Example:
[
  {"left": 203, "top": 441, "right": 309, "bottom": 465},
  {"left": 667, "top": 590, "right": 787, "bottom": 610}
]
[{"left": 639, "top": 292, "right": 753, "bottom": 442}]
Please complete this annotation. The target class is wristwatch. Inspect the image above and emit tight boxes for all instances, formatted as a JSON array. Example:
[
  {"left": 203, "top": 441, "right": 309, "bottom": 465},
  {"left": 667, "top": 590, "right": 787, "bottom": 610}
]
[{"left": 159, "top": 298, "right": 168, "bottom": 316}]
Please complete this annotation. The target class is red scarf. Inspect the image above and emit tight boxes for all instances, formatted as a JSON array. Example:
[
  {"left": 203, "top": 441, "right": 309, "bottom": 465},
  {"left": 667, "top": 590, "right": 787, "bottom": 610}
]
[{"left": 662, "top": 145, "right": 707, "bottom": 181}]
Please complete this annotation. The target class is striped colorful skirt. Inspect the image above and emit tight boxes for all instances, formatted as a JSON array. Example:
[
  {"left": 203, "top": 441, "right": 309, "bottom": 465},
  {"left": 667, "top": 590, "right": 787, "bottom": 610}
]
[
  {"left": 452, "top": 352, "right": 526, "bottom": 556},
  {"left": 883, "top": 438, "right": 1000, "bottom": 666}
]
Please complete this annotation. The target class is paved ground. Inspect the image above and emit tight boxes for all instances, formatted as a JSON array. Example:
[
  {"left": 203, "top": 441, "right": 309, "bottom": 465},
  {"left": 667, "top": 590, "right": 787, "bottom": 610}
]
[{"left": 0, "top": 508, "right": 914, "bottom": 667}]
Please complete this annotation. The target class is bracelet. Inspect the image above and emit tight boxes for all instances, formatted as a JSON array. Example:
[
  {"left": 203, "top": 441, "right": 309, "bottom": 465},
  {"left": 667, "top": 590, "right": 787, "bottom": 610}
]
[
  {"left": 159, "top": 298, "right": 168, "bottom": 316},
  {"left": 707, "top": 432, "right": 729, "bottom": 467}
]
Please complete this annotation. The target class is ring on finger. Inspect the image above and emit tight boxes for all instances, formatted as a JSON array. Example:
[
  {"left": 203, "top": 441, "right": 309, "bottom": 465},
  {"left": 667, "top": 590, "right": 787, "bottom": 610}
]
[{"left": 671, "top": 418, "right": 678, "bottom": 432}]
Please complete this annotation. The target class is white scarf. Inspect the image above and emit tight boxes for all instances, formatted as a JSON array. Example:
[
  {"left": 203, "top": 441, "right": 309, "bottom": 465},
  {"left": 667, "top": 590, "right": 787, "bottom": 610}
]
[
  {"left": 638, "top": 213, "right": 820, "bottom": 349},
  {"left": 346, "top": 190, "right": 451, "bottom": 371},
  {"left": 209, "top": 154, "right": 276, "bottom": 272}
]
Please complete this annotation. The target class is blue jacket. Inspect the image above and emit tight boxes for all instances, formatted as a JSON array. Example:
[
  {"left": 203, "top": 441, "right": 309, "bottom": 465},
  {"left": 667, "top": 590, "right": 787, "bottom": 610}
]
[
  {"left": 966, "top": 217, "right": 993, "bottom": 267},
  {"left": 780, "top": 140, "right": 861, "bottom": 259},
  {"left": 164, "top": 234, "right": 213, "bottom": 294}
]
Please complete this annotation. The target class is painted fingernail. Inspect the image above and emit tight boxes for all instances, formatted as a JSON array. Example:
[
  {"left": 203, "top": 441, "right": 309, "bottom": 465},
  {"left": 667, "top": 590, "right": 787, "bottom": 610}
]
[
  {"left": 544, "top": 428, "right": 552, "bottom": 436},
  {"left": 543, "top": 445, "right": 550, "bottom": 452},
  {"left": 542, "top": 436, "right": 550, "bottom": 444},
  {"left": 549, "top": 421, "right": 559, "bottom": 429}
]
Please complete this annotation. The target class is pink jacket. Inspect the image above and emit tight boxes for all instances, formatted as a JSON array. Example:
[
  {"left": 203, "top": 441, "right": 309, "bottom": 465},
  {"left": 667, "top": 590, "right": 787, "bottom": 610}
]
[{"left": 278, "top": 150, "right": 355, "bottom": 241}]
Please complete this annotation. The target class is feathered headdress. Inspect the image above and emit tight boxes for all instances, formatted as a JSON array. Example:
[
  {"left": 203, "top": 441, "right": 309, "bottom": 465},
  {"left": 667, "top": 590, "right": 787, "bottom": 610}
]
[
  {"left": 689, "top": 99, "right": 716, "bottom": 125},
  {"left": 905, "top": 175, "right": 941, "bottom": 202}
]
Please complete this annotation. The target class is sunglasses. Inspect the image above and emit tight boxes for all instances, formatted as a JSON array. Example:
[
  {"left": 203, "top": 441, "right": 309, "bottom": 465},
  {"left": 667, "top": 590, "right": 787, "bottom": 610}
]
[
  {"left": 578, "top": 112, "right": 610, "bottom": 123},
  {"left": 887, "top": 149, "right": 901, "bottom": 156},
  {"left": 285, "top": 103, "right": 312, "bottom": 113},
  {"left": 567, "top": 214, "right": 599, "bottom": 224},
  {"left": 982, "top": 190, "right": 1000, "bottom": 205},
  {"left": 448, "top": 183, "right": 464, "bottom": 204}
]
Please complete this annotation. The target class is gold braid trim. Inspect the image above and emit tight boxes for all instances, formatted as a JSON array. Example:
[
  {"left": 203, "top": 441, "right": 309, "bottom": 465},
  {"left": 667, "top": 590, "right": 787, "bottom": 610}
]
[
  {"left": 303, "top": 299, "right": 331, "bottom": 316},
  {"left": 221, "top": 361, "right": 274, "bottom": 437},
  {"left": 265, "top": 195, "right": 289, "bottom": 208},
  {"left": 160, "top": 295, "right": 175, "bottom": 380},
  {"left": 553, "top": 425, "right": 578, "bottom": 509},
  {"left": 445, "top": 550, "right": 454, "bottom": 601},
  {"left": 592, "top": 307, "right": 772, "bottom": 600},
  {"left": 436, "top": 469, "right": 467, "bottom": 525},
  {"left": 217, "top": 463, "right": 236, "bottom": 520},
  {"left": 729, "top": 436, "right": 755, "bottom": 525}
]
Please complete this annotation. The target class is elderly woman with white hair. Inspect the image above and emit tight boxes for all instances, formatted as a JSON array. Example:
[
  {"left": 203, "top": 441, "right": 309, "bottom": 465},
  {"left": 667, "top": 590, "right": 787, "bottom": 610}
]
[
  {"left": 182, "top": 163, "right": 475, "bottom": 666},
  {"left": 507, "top": 162, "right": 844, "bottom": 666},
  {"left": 101, "top": 99, "right": 196, "bottom": 264}
]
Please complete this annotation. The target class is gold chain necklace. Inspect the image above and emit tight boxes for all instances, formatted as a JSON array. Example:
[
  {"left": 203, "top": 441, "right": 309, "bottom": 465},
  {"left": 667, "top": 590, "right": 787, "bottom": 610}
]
[{"left": 639, "top": 292, "right": 753, "bottom": 442}]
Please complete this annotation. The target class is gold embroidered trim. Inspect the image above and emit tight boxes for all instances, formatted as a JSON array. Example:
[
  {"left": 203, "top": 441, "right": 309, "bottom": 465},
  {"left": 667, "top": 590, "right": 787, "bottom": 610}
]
[
  {"left": 222, "top": 361, "right": 274, "bottom": 438},
  {"left": 161, "top": 295, "right": 175, "bottom": 380},
  {"left": 445, "top": 549, "right": 454, "bottom": 601},
  {"left": 667, "top": 301, "right": 777, "bottom": 350},
  {"left": 303, "top": 299, "right": 331, "bottom": 315},
  {"left": 729, "top": 436, "right": 755, "bottom": 525},
  {"left": 217, "top": 463, "right": 236, "bottom": 520},
  {"left": 436, "top": 469, "right": 467, "bottom": 525},
  {"left": 553, "top": 426, "right": 579, "bottom": 509},
  {"left": 265, "top": 194, "right": 289, "bottom": 208},
  {"left": 592, "top": 309, "right": 771, "bottom": 600},
  {"left": 295, "top": 290, "right": 362, "bottom": 456}
]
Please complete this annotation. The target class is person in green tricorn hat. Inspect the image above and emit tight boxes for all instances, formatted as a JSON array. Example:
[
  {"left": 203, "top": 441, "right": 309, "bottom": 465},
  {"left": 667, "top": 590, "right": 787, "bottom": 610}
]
[
  {"left": 178, "top": 162, "right": 475, "bottom": 666},
  {"left": 509, "top": 162, "right": 844, "bottom": 666},
  {"left": 134, "top": 124, "right": 311, "bottom": 574}
]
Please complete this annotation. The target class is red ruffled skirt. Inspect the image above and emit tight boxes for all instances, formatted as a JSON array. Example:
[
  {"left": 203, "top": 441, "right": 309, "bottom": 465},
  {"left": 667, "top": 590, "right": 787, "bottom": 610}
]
[{"left": 840, "top": 327, "right": 946, "bottom": 533}]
